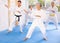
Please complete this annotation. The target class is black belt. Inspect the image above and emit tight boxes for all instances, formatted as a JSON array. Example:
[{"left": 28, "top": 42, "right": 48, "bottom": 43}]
[{"left": 15, "top": 15, "right": 22, "bottom": 21}]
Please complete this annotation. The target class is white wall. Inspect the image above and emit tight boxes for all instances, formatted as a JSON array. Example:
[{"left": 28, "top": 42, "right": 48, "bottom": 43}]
[{"left": 0, "top": 0, "right": 8, "bottom": 31}]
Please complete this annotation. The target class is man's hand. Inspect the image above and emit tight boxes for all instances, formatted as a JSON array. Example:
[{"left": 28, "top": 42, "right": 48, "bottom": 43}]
[
  {"left": 15, "top": 20, "right": 19, "bottom": 26},
  {"left": 5, "top": 4, "right": 8, "bottom": 8},
  {"left": 24, "top": 9, "right": 28, "bottom": 14},
  {"left": 51, "top": 10, "right": 55, "bottom": 13}
]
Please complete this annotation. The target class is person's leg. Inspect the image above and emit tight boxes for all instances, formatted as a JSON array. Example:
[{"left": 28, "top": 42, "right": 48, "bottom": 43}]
[
  {"left": 38, "top": 20, "right": 47, "bottom": 40},
  {"left": 53, "top": 16, "right": 58, "bottom": 29},
  {"left": 45, "top": 16, "right": 50, "bottom": 28},
  {"left": 8, "top": 21, "right": 15, "bottom": 32},
  {"left": 19, "top": 15, "right": 26, "bottom": 32},
  {"left": 8, "top": 15, "right": 16, "bottom": 32},
  {"left": 25, "top": 14, "right": 29, "bottom": 25},
  {"left": 24, "top": 20, "right": 37, "bottom": 41}
]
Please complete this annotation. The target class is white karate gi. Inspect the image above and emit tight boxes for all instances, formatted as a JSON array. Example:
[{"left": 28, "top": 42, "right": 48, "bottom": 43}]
[
  {"left": 25, "top": 9, "right": 47, "bottom": 38},
  {"left": 26, "top": 9, "right": 33, "bottom": 24},
  {"left": 45, "top": 6, "right": 58, "bottom": 29},
  {"left": 8, "top": 6, "right": 26, "bottom": 32}
]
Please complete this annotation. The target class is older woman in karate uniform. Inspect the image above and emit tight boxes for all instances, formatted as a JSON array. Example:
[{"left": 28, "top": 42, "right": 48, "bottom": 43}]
[
  {"left": 24, "top": 3, "right": 47, "bottom": 41},
  {"left": 45, "top": 1, "right": 58, "bottom": 29}
]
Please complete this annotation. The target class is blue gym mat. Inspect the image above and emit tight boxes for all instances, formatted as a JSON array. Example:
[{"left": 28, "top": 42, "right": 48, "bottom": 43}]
[{"left": 0, "top": 22, "right": 60, "bottom": 43}]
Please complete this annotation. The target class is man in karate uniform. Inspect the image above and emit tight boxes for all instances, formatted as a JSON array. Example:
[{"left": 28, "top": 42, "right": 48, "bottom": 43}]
[
  {"left": 8, "top": 0, "right": 26, "bottom": 33},
  {"left": 24, "top": 3, "right": 47, "bottom": 41},
  {"left": 45, "top": 1, "right": 58, "bottom": 29}
]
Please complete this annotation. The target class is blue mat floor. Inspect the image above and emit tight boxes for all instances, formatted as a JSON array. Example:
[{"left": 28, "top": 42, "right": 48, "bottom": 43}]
[{"left": 0, "top": 23, "right": 60, "bottom": 43}]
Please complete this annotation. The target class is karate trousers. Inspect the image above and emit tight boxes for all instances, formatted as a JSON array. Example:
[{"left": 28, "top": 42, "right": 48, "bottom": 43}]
[
  {"left": 45, "top": 14, "right": 58, "bottom": 28},
  {"left": 26, "top": 18, "right": 46, "bottom": 38},
  {"left": 8, "top": 14, "right": 26, "bottom": 32}
]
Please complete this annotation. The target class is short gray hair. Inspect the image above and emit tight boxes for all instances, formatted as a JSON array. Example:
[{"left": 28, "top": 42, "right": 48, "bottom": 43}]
[{"left": 36, "top": 2, "right": 42, "bottom": 7}]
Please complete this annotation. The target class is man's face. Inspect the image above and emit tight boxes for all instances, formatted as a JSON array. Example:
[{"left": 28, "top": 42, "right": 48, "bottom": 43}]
[
  {"left": 36, "top": 3, "right": 40, "bottom": 9},
  {"left": 51, "top": 2, "right": 54, "bottom": 7},
  {"left": 17, "top": 2, "right": 21, "bottom": 6},
  {"left": 30, "top": 6, "right": 32, "bottom": 9}
]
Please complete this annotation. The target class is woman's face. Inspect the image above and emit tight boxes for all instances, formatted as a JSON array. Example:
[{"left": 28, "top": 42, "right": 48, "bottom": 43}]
[
  {"left": 51, "top": 2, "right": 54, "bottom": 7},
  {"left": 36, "top": 3, "right": 41, "bottom": 9}
]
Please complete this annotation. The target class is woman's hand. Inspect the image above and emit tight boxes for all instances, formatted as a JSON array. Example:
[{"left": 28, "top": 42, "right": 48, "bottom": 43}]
[{"left": 35, "top": 15, "right": 41, "bottom": 18}]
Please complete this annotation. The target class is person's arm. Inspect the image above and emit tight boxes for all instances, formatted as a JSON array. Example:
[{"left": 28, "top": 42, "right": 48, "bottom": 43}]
[
  {"left": 35, "top": 15, "right": 41, "bottom": 18},
  {"left": 5, "top": 4, "right": 8, "bottom": 8},
  {"left": 51, "top": 6, "right": 58, "bottom": 13},
  {"left": 55, "top": 7, "right": 58, "bottom": 12},
  {"left": 24, "top": 9, "right": 28, "bottom": 14}
]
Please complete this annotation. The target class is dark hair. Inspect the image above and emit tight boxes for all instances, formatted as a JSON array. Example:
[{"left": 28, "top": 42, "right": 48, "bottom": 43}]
[
  {"left": 29, "top": 5, "right": 32, "bottom": 8},
  {"left": 40, "top": 3, "right": 42, "bottom": 7},
  {"left": 18, "top": 0, "right": 21, "bottom": 3}
]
